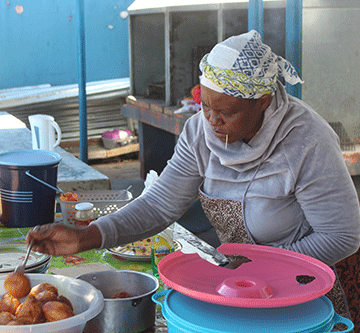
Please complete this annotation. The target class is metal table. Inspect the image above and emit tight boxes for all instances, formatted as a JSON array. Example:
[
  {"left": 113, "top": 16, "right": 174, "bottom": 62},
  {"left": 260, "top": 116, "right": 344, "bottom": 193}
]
[{"left": 121, "top": 100, "right": 193, "bottom": 179}]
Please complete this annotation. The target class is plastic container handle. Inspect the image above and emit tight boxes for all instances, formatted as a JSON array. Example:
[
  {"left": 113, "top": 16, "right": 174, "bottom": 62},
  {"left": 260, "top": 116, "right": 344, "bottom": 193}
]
[
  {"left": 152, "top": 289, "right": 170, "bottom": 307},
  {"left": 332, "top": 312, "right": 354, "bottom": 332},
  {"left": 25, "top": 170, "right": 63, "bottom": 193},
  {"left": 51, "top": 120, "right": 62, "bottom": 149}
]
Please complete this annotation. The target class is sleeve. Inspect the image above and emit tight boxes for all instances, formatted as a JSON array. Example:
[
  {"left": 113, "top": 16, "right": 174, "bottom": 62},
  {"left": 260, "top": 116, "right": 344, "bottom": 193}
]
[
  {"left": 281, "top": 128, "right": 360, "bottom": 266},
  {"left": 91, "top": 121, "right": 204, "bottom": 250}
]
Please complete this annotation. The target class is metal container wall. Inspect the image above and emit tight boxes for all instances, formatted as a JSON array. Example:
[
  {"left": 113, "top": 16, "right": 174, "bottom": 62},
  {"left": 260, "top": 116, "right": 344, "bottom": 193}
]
[
  {"left": 128, "top": 0, "right": 286, "bottom": 106},
  {"left": 302, "top": 0, "right": 360, "bottom": 149},
  {"left": 0, "top": 78, "right": 131, "bottom": 142}
]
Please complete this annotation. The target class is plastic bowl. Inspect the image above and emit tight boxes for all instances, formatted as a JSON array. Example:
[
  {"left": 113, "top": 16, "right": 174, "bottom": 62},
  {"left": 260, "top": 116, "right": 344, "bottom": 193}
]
[{"left": 0, "top": 273, "right": 104, "bottom": 333}]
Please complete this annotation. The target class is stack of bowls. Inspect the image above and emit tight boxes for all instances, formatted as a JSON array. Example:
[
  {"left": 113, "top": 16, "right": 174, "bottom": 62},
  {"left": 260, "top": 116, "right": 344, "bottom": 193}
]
[
  {"left": 0, "top": 243, "right": 51, "bottom": 276},
  {"left": 152, "top": 243, "right": 354, "bottom": 333}
]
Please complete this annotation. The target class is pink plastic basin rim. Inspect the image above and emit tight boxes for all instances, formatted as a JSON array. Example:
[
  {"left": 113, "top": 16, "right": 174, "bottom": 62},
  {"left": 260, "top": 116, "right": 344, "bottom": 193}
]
[{"left": 158, "top": 243, "right": 335, "bottom": 308}]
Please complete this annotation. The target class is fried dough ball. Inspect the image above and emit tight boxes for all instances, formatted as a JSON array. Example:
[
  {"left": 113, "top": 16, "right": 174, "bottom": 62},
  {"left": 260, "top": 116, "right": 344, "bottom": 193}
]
[
  {"left": 13, "top": 316, "right": 32, "bottom": 325},
  {"left": 0, "top": 281, "right": 75, "bottom": 326},
  {"left": 4, "top": 272, "right": 31, "bottom": 299},
  {"left": 7, "top": 319, "right": 26, "bottom": 325},
  {"left": 15, "top": 295, "right": 46, "bottom": 324},
  {"left": 0, "top": 294, "right": 21, "bottom": 315},
  {"left": 111, "top": 291, "right": 131, "bottom": 299},
  {"left": 57, "top": 295, "right": 73, "bottom": 311},
  {"left": 0, "top": 311, "right": 17, "bottom": 325},
  {"left": 30, "top": 283, "right": 58, "bottom": 298},
  {"left": 34, "top": 290, "right": 58, "bottom": 305},
  {"left": 42, "top": 301, "right": 74, "bottom": 322}
]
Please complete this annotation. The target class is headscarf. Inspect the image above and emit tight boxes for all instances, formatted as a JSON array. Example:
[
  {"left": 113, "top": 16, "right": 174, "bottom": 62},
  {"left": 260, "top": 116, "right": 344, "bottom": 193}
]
[{"left": 199, "top": 30, "right": 303, "bottom": 99}]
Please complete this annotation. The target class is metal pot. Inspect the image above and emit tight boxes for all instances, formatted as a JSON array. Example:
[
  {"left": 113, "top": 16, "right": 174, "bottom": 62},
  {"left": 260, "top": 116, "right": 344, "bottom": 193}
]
[{"left": 77, "top": 270, "right": 159, "bottom": 333}]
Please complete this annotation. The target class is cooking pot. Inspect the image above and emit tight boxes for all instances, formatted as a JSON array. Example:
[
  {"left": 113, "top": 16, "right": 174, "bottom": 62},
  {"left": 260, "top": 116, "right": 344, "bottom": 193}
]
[
  {"left": 77, "top": 270, "right": 159, "bottom": 333},
  {"left": 152, "top": 289, "right": 354, "bottom": 333}
]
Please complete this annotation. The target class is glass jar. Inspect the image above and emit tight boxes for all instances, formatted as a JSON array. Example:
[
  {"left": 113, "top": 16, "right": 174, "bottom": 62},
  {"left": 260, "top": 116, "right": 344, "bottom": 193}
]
[{"left": 74, "top": 202, "right": 95, "bottom": 226}]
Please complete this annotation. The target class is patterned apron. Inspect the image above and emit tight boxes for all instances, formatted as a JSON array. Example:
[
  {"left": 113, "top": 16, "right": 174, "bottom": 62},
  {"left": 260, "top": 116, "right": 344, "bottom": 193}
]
[{"left": 198, "top": 187, "right": 355, "bottom": 331}]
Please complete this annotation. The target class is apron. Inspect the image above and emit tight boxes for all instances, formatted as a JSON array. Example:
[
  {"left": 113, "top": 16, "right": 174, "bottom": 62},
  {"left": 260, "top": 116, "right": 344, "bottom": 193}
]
[
  {"left": 335, "top": 250, "right": 360, "bottom": 331},
  {"left": 198, "top": 187, "right": 355, "bottom": 331}
]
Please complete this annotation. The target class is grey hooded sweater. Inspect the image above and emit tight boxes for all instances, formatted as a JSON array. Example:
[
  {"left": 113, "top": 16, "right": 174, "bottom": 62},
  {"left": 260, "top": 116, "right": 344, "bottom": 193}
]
[{"left": 92, "top": 83, "right": 360, "bottom": 266}]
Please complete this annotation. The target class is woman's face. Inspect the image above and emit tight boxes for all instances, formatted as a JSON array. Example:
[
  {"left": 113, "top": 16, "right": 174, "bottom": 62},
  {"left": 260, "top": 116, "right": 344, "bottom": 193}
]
[{"left": 201, "top": 85, "right": 271, "bottom": 144}]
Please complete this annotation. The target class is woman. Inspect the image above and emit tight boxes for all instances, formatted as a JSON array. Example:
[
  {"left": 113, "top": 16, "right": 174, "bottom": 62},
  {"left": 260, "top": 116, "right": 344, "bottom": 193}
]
[{"left": 27, "top": 30, "right": 360, "bottom": 328}]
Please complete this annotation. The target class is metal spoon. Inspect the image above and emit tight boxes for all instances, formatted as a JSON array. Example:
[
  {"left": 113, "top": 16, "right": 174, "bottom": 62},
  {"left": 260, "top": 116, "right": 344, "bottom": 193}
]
[
  {"left": 14, "top": 226, "right": 39, "bottom": 274},
  {"left": 114, "top": 185, "right": 132, "bottom": 200}
]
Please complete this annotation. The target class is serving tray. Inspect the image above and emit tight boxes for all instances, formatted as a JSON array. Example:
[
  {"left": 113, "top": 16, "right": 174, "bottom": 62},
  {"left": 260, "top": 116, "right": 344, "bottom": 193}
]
[{"left": 108, "top": 240, "right": 182, "bottom": 262}]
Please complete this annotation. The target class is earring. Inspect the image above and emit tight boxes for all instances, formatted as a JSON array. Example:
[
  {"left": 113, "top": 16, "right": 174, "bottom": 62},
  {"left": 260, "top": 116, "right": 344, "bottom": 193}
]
[{"left": 225, "top": 134, "right": 228, "bottom": 149}]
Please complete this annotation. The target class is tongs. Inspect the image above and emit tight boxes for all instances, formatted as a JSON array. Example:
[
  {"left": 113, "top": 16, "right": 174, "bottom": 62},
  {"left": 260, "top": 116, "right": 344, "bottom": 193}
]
[{"left": 14, "top": 226, "right": 39, "bottom": 274}]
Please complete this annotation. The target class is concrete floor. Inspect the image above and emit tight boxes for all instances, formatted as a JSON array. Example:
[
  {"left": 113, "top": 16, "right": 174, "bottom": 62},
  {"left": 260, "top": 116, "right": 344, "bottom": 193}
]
[{"left": 89, "top": 157, "right": 145, "bottom": 199}]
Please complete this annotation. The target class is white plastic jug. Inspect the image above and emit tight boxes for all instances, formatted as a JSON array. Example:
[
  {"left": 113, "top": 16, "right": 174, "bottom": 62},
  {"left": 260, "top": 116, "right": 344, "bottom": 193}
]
[{"left": 28, "top": 114, "right": 62, "bottom": 151}]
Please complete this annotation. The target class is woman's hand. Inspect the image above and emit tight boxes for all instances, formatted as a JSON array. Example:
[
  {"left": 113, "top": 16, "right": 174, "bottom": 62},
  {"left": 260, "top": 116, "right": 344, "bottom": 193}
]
[{"left": 26, "top": 223, "right": 102, "bottom": 256}]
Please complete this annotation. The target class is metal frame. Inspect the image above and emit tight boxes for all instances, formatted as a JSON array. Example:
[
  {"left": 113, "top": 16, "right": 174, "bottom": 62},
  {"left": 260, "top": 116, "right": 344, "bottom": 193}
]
[
  {"left": 76, "top": 0, "right": 88, "bottom": 163},
  {"left": 165, "top": 9, "right": 171, "bottom": 106},
  {"left": 248, "top": 0, "right": 264, "bottom": 37},
  {"left": 247, "top": 0, "right": 303, "bottom": 99},
  {"left": 285, "top": 0, "right": 302, "bottom": 99}
]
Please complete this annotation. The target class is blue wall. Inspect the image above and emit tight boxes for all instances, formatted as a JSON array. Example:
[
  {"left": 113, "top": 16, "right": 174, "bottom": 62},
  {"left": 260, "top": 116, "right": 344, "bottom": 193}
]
[{"left": 0, "top": 0, "right": 133, "bottom": 89}]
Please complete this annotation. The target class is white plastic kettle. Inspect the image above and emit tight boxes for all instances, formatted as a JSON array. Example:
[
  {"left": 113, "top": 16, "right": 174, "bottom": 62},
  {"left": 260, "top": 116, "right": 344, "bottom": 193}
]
[{"left": 28, "top": 114, "right": 62, "bottom": 151}]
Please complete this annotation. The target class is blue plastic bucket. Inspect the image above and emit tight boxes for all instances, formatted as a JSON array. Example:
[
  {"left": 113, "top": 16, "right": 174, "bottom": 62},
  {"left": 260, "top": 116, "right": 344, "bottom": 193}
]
[
  {"left": 0, "top": 150, "right": 62, "bottom": 228},
  {"left": 152, "top": 289, "right": 354, "bottom": 333}
]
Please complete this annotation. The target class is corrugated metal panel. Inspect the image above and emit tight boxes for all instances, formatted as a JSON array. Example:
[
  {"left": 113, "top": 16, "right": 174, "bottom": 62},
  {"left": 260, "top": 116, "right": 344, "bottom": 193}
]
[
  {"left": 127, "top": 0, "right": 284, "bottom": 14},
  {"left": 0, "top": 79, "right": 131, "bottom": 142}
]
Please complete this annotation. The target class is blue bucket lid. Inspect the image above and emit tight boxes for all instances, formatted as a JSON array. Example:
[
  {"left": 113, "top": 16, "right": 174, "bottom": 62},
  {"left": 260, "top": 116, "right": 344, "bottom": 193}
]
[
  {"left": 0, "top": 150, "right": 62, "bottom": 167},
  {"left": 161, "top": 290, "right": 335, "bottom": 333}
]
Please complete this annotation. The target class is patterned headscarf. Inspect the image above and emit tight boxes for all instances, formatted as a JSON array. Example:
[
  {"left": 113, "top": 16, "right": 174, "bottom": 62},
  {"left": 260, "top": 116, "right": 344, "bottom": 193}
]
[{"left": 199, "top": 30, "right": 303, "bottom": 99}]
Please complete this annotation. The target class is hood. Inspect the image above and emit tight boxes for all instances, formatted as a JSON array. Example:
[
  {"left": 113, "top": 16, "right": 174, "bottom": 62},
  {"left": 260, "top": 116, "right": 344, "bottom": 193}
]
[{"left": 202, "top": 82, "right": 290, "bottom": 173}]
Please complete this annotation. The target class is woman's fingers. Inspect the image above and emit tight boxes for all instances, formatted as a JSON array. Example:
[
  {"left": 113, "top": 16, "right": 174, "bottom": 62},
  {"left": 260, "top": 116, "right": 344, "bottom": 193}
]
[
  {"left": 31, "top": 242, "right": 55, "bottom": 256},
  {"left": 26, "top": 224, "right": 81, "bottom": 256}
]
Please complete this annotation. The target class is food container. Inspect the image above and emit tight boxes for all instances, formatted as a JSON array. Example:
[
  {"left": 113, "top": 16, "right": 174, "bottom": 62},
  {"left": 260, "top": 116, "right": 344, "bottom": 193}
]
[
  {"left": 77, "top": 270, "right": 159, "bottom": 333},
  {"left": 57, "top": 189, "right": 133, "bottom": 224},
  {"left": 151, "top": 224, "right": 175, "bottom": 277},
  {"left": 0, "top": 150, "right": 62, "bottom": 227},
  {"left": 74, "top": 202, "right": 96, "bottom": 226},
  {"left": 153, "top": 289, "right": 354, "bottom": 333},
  {"left": 0, "top": 273, "right": 104, "bottom": 333},
  {"left": 101, "top": 129, "right": 137, "bottom": 149}
]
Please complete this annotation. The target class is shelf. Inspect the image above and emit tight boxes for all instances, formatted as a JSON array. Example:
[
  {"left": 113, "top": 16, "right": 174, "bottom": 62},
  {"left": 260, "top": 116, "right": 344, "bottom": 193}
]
[{"left": 61, "top": 139, "right": 139, "bottom": 161}]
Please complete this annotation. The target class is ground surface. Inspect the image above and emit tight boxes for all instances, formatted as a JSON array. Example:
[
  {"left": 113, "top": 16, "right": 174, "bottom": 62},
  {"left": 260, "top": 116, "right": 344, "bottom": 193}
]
[{"left": 89, "top": 155, "right": 145, "bottom": 199}]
